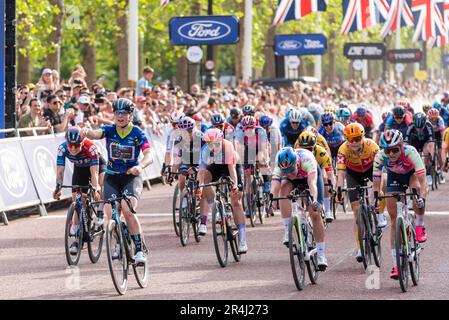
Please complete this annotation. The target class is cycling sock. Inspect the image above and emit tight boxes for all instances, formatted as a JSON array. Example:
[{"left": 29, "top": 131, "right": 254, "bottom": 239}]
[
  {"left": 238, "top": 224, "right": 246, "bottom": 242},
  {"left": 391, "top": 249, "right": 397, "bottom": 267},
  {"left": 317, "top": 242, "right": 325, "bottom": 257},
  {"left": 415, "top": 214, "right": 425, "bottom": 227},
  {"left": 323, "top": 197, "right": 331, "bottom": 213},
  {"left": 131, "top": 234, "right": 143, "bottom": 252},
  {"left": 207, "top": 199, "right": 215, "bottom": 209},
  {"left": 283, "top": 218, "right": 290, "bottom": 237},
  {"left": 200, "top": 215, "right": 208, "bottom": 225}
]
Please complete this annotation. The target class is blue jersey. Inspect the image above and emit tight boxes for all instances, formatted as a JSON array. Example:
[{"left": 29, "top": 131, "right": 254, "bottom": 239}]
[
  {"left": 318, "top": 122, "right": 345, "bottom": 153},
  {"left": 439, "top": 107, "right": 449, "bottom": 127},
  {"left": 280, "top": 118, "right": 307, "bottom": 147},
  {"left": 100, "top": 124, "right": 151, "bottom": 175},
  {"left": 57, "top": 139, "right": 99, "bottom": 168}
]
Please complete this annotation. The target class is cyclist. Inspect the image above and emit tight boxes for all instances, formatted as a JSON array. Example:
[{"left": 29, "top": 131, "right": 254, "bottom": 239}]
[
  {"left": 442, "top": 126, "right": 449, "bottom": 172},
  {"left": 196, "top": 128, "right": 247, "bottom": 253},
  {"left": 350, "top": 104, "right": 374, "bottom": 139},
  {"left": 211, "top": 113, "right": 235, "bottom": 142},
  {"left": 336, "top": 123, "right": 386, "bottom": 263},
  {"left": 297, "top": 131, "right": 335, "bottom": 223},
  {"left": 427, "top": 108, "right": 446, "bottom": 183},
  {"left": 318, "top": 112, "right": 345, "bottom": 163},
  {"left": 226, "top": 107, "right": 242, "bottom": 127},
  {"left": 280, "top": 109, "right": 308, "bottom": 147},
  {"left": 192, "top": 113, "right": 209, "bottom": 133},
  {"left": 161, "top": 110, "right": 184, "bottom": 177},
  {"left": 336, "top": 107, "right": 353, "bottom": 126},
  {"left": 404, "top": 112, "right": 435, "bottom": 187},
  {"left": 307, "top": 102, "right": 323, "bottom": 126},
  {"left": 422, "top": 103, "right": 432, "bottom": 115},
  {"left": 433, "top": 101, "right": 449, "bottom": 127},
  {"left": 298, "top": 125, "right": 332, "bottom": 157},
  {"left": 441, "top": 91, "right": 449, "bottom": 108},
  {"left": 53, "top": 127, "right": 105, "bottom": 254},
  {"left": 81, "top": 98, "right": 153, "bottom": 264},
  {"left": 372, "top": 129, "right": 427, "bottom": 279},
  {"left": 385, "top": 106, "right": 411, "bottom": 138},
  {"left": 276, "top": 147, "right": 328, "bottom": 270},
  {"left": 374, "top": 111, "right": 391, "bottom": 145}
]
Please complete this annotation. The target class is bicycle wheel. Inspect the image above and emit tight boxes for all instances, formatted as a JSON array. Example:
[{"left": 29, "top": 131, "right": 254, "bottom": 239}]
[
  {"left": 409, "top": 226, "right": 420, "bottom": 286},
  {"left": 65, "top": 203, "right": 83, "bottom": 266},
  {"left": 289, "top": 215, "right": 306, "bottom": 291},
  {"left": 178, "top": 190, "right": 191, "bottom": 247},
  {"left": 395, "top": 217, "right": 409, "bottom": 292},
  {"left": 357, "top": 205, "right": 372, "bottom": 270},
  {"left": 247, "top": 177, "right": 257, "bottom": 227},
  {"left": 305, "top": 222, "right": 319, "bottom": 284},
  {"left": 193, "top": 204, "right": 201, "bottom": 243},
  {"left": 229, "top": 225, "right": 241, "bottom": 262},
  {"left": 172, "top": 184, "right": 180, "bottom": 237},
  {"left": 106, "top": 219, "right": 128, "bottom": 295},
  {"left": 331, "top": 194, "right": 337, "bottom": 220},
  {"left": 133, "top": 238, "right": 150, "bottom": 289},
  {"left": 87, "top": 209, "right": 104, "bottom": 264},
  {"left": 369, "top": 211, "right": 382, "bottom": 268},
  {"left": 257, "top": 190, "right": 265, "bottom": 225},
  {"left": 212, "top": 201, "right": 229, "bottom": 267}
]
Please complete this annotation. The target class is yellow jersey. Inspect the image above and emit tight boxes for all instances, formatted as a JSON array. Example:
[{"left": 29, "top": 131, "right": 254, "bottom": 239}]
[
  {"left": 443, "top": 127, "right": 449, "bottom": 150},
  {"left": 336, "top": 138, "right": 379, "bottom": 173},
  {"left": 294, "top": 132, "right": 331, "bottom": 156},
  {"left": 310, "top": 145, "right": 333, "bottom": 173}
]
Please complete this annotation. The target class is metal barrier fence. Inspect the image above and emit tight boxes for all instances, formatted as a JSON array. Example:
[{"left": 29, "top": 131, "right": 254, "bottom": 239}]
[{"left": 0, "top": 125, "right": 170, "bottom": 225}]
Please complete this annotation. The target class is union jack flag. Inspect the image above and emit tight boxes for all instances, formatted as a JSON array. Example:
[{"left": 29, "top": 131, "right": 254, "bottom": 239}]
[
  {"left": 272, "top": 0, "right": 327, "bottom": 26},
  {"left": 160, "top": 0, "right": 171, "bottom": 7},
  {"left": 380, "top": 0, "right": 414, "bottom": 38},
  {"left": 427, "top": 0, "right": 449, "bottom": 47},
  {"left": 341, "top": 0, "right": 390, "bottom": 35},
  {"left": 412, "top": 0, "right": 447, "bottom": 43}
]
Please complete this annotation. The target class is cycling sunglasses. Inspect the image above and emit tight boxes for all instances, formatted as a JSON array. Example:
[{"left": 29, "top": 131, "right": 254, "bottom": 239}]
[
  {"left": 384, "top": 147, "right": 400, "bottom": 155},
  {"left": 67, "top": 143, "right": 81, "bottom": 149},
  {"left": 114, "top": 110, "right": 130, "bottom": 115},
  {"left": 323, "top": 122, "right": 333, "bottom": 127},
  {"left": 348, "top": 136, "right": 363, "bottom": 143}
]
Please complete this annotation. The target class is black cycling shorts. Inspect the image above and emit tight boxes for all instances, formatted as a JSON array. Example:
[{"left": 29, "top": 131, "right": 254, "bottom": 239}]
[
  {"left": 99, "top": 154, "right": 107, "bottom": 174},
  {"left": 205, "top": 164, "right": 243, "bottom": 191},
  {"left": 104, "top": 174, "right": 143, "bottom": 201},
  {"left": 346, "top": 167, "right": 373, "bottom": 203},
  {"left": 386, "top": 170, "right": 415, "bottom": 193},
  {"left": 72, "top": 166, "right": 92, "bottom": 193}
]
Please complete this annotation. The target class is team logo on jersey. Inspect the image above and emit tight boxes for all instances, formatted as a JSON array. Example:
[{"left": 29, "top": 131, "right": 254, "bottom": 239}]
[{"left": 337, "top": 155, "right": 345, "bottom": 164}]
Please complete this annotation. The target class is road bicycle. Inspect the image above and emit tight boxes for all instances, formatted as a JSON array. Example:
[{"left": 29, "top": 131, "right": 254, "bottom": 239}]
[
  {"left": 178, "top": 167, "right": 201, "bottom": 246},
  {"left": 243, "top": 164, "right": 266, "bottom": 227},
  {"left": 93, "top": 194, "right": 149, "bottom": 295},
  {"left": 343, "top": 181, "right": 382, "bottom": 270},
  {"left": 273, "top": 188, "right": 320, "bottom": 291},
  {"left": 199, "top": 176, "right": 241, "bottom": 268},
  {"left": 61, "top": 184, "right": 104, "bottom": 266},
  {"left": 166, "top": 166, "right": 181, "bottom": 237},
  {"left": 377, "top": 188, "right": 421, "bottom": 292},
  {"left": 324, "top": 180, "right": 337, "bottom": 221}
]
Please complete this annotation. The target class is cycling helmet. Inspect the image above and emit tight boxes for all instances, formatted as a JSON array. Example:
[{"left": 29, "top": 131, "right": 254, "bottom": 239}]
[
  {"left": 380, "top": 129, "right": 403, "bottom": 149},
  {"left": 112, "top": 98, "right": 135, "bottom": 113},
  {"left": 305, "top": 125, "right": 317, "bottom": 135},
  {"left": 321, "top": 111, "right": 335, "bottom": 125},
  {"left": 381, "top": 111, "right": 391, "bottom": 123},
  {"left": 433, "top": 101, "right": 441, "bottom": 110},
  {"left": 277, "top": 147, "right": 297, "bottom": 173},
  {"left": 339, "top": 107, "right": 351, "bottom": 118},
  {"left": 297, "top": 131, "right": 317, "bottom": 148},
  {"left": 259, "top": 115, "right": 273, "bottom": 128},
  {"left": 339, "top": 101, "right": 349, "bottom": 109},
  {"left": 413, "top": 112, "right": 427, "bottom": 129},
  {"left": 230, "top": 107, "right": 242, "bottom": 117},
  {"left": 66, "top": 127, "right": 83, "bottom": 144},
  {"left": 211, "top": 114, "right": 225, "bottom": 125},
  {"left": 392, "top": 106, "right": 405, "bottom": 118},
  {"left": 170, "top": 111, "right": 185, "bottom": 123},
  {"left": 422, "top": 104, "right": 432, "bottom": 114},
  {"left": 241, "top": 115, "right": 256, "bottom": 129},
  {"left": 356, "top": 104, "right": 368, "bottom": 117},
  {"left": 242, "top": 104, "right": 255, "bottom": 116},
  {"left": 307, "top": 103, "right": 318, "bottom": 113},
  {"left": 191, "top": 113, "right": 203, "bottom": 122},
  {"left": 178, "top": 116, "right": 195, "bottom": 130},
  {"left": 397, "top": 100, "right": 410, "bottom": 109},
  {"left": 324, "top": 105, "right": 336, "bottom": 114},
  {"left": 344, "top": 123, "right": 365, "bottom": 140},
  {"left": 427, "top": 108, "right": 440, "bottom": 119},
  {"left": 203, "top": 128, "right": 224, "bottom": 143},
  {"left": 289, "top": 109, "right": 302, "bottom": 123}
]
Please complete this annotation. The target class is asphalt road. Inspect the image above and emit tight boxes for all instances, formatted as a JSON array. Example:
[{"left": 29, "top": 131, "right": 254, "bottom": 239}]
[{"left": 1, "top": 179, "right": 449, "bottom": 300}]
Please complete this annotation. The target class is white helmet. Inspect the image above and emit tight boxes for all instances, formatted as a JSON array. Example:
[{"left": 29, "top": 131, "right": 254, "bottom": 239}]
[
  {"left": 170, "top": 111, "right": 184, "bottom": 124},
  {"left": 307, "top": 103, "right": 318, "bottom": 113},
  {"left": 289, "top": 109, "right": 302, "bottom": 123}
]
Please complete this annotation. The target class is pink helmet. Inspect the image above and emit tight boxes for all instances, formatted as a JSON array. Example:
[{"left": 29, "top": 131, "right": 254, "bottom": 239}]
[
  {"left": 241, "top": 115, "right": 256, "bottom": 130},
  {"left": 170, "top": 111, "right": 184, "bottom": 123},
  {"left": 204, "top": 128, "right": 224, "bottom": 143}
]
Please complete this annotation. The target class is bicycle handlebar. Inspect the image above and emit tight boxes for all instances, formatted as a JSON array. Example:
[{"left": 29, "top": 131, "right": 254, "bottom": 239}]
[{"left": 91, "top": 193, "right": 136, "bottom": 214}]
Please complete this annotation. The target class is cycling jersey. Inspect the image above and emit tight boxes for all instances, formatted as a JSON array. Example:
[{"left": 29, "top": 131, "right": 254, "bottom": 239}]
[
  {"left": 299, "top": 108, "right": 317, "bottom": 127},
  {"left": 280, "top": 118, "right": 308, "bottom": 147},
  {"left": 173, "top": 129, "right": 205, "bottom": 166},
  {"left": 57, "top": 139, "right": 99, "bottom": 167},
  {"left": 277, "top": 148, "right": 317, "bottom": 180},
  {"left": 199, "top": 139, "right": 238, "bottom": 169},
  {"left": 337, "top": 138, "right": 379, "bottom": 173},
  {"left": 351, "top": 113, "right": 374, "bottom": 135},
  {"left": 429, "top": 116, "right": 445, "bottom": 136},
  {"left": 443, "top": 127, "right": 449, "bottom": 150},
  {"left": 405, "top": 122, "right": 434, "bottom": 152},
  {"left": 99, "top": 124, "right": 151, "bottom": 175},
  {"left": 309, "top": 145, "right": 333, "bottom": 173},
  {"left": 166, "top": 127, "right": 183, "bottom": 154},
  {"left": 439, "top": 106, "right": 449, "bottom": 127},
  {"left": 317, "top": 122, "right": 345, "bottom": 157},
  {"left": 373, "top": 144, "right": 425, "bottom": 179},
  {"left": 234, "top": 126, "right": 268, "bottom": 165},
  {"left": 265, "top": 125, "right": 282, "bottom": 147}
]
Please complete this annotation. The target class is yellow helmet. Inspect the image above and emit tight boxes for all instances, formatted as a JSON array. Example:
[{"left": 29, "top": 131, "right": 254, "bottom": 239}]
[
  {"left": 344, "top": 123, "right": 365, "bottom": 140},
  {"left": 297, "top": 131, "right": 317, "bottom": 148}
]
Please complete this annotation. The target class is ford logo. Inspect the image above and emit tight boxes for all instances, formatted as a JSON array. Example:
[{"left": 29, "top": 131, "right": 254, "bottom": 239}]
[
  {"left": 178, "top": 21, "right": 231, "bottom": 41},
  {"left": 279, "top": 40, "right": 302, "bottom": 50}
]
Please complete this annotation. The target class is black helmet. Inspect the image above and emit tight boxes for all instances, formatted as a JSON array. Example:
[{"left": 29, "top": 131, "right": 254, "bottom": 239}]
[
  {"left": 413, "top": 112, "right": 427, "bottom": 129},
  {"left": 65, "top": 127, "right": 83, "bottom": 144},
  {"left": 392, "top": 106, "right": 405, "bottom": 118},
  {"left": 230, "top": 107, "right": 242, "bottom": 117},
  {"left": 211, "top": 114, "right": 225, "bottom": 125},
  {"left": 112, "top": 98, "right": 135, "bottom": 114}
]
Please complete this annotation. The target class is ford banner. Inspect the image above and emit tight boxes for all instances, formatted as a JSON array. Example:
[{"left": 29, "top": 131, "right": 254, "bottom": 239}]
[
  {"left": 275, "top": 34, "right": 327, "bottom": 56},
  {"left": 169, "top": 15, "right": 240, "bottom": 46}
]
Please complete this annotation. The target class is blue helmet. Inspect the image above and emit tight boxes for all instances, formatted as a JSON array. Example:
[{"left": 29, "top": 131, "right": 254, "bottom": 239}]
[
  {"left": 259, "top": 115, "right": 273, "bottom": 128},
  {"left": 413, "top": 112, "right": 427, "bottom": 129},
  {"left": 321, "top": 111, "right": 335, "bottom": 125},
  {"left": 356, "top": 104, "right": 367, "bottom": 117},
  {"left": 433, "top": 101, "right": 441, "bottom": 110},
  {"left": 277, "top": 147, "right": 297, "bottom": 173},
  {"left": 211, "top": 114, "right": 224, "bottom": 125},
  {"left": 65, "top": 127, "right": 83, "bottom": 144}
]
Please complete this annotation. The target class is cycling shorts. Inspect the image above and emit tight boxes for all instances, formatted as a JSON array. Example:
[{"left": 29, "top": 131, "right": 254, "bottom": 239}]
[
  {"left": 346, "top": 167, "right": 373, "bottom": 203},
  {"left": 104, "top": 174, "right": 143, "bottom": 202},
  {"left": 386, "top": 169, "right": 415, "bottom": 193},
  {"left": 205, "top": 164, "right": 243, "bottom": 191},
  {"left": 280, "top": 166, "right": 324, "bottom": 204}
]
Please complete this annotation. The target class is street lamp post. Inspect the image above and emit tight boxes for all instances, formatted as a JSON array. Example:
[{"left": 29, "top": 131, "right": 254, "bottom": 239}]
[{"left": 205, "top": 0, "right": 216, "bottom": 89}]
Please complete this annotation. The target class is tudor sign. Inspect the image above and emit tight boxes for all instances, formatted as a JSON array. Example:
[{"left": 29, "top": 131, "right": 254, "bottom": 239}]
[{"left": 387, "top": 49, "right": 422, "bottom": 63}]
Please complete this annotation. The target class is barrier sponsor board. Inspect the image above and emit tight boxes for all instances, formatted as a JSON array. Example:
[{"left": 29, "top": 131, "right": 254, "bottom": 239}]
[
  {"left": 170, "top": 15, "right": 240, "bottom": 46},
  {"left": 343, "top": 42, "right": 386, "bottom": 60},
  {"left": 0, "top": 138, "right": 40, "bottom": 211},
  {"left": 0, "top": 0, "right": 5, "bottom": 135},
  {"left": 274, "top": 34, "right": 327, "bottom": 56},
  {"left": 387, "top": 49, "right": 422, "bottom": 63}
]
